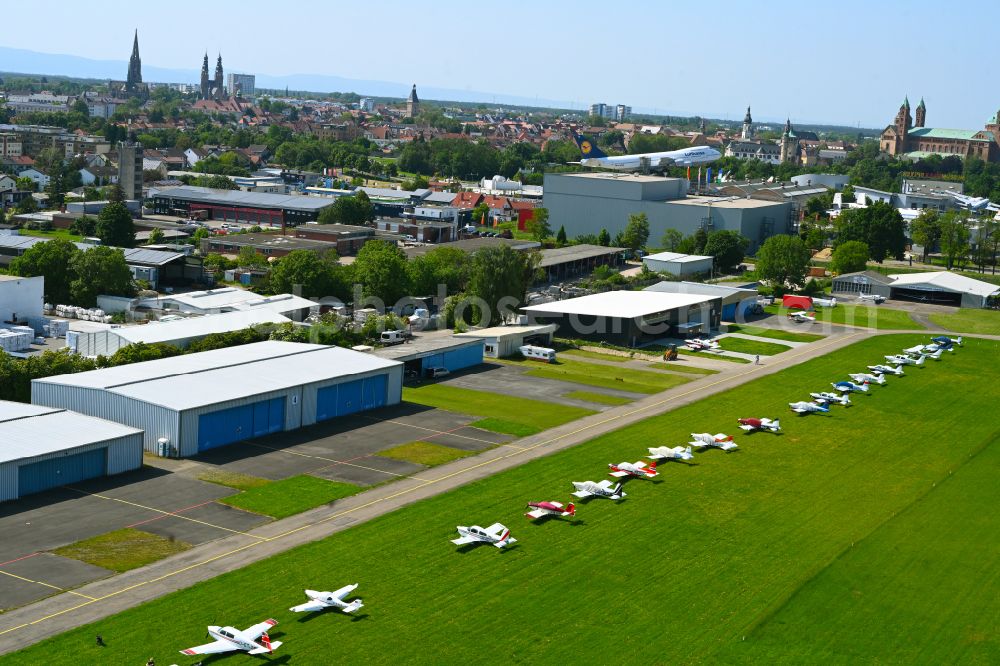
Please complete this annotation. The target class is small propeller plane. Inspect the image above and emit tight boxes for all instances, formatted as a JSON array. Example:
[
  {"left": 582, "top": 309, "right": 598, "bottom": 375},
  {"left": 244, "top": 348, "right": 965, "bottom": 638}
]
[
  {"left": 525, "top": 501, "right": 576, "bottom": 520},
  {"left": 904, "top": 345, "right": 942, "bottom": 360},
  {"left": 833, "top": 380, "right": 869, "bottom": 393},
  {"left": 180, "top": 619, "right": 281, "bottom": 656},
  {"left": 868, "top": 364, "right": 904, "bottom": 376},
  {"left": 608, "top": 460, "right": 659, "bottom": 479},
  {"left": 787, "top": 310, "right": 816, "bottom": 323},
  {"left": 737, "top": 417, "right": 781, "bottom": 433},
  {"left": 931, "top": 335, "right": 962, "bottom": 348},
  {"left": 572, "top": 480, "right": 626, "bottom": 500},
  {"left": 790, "top": 400, "right": 830, "bottom": 414},
  {"left": 647, "top": 445, "right": 694, "bottom": 461},
  {"left": 886, "top": 354, "right": 925, "bottom": 367},
  {"left": 689, "top": 433, "right": 738, "bottom": 451},
  {"left": 810, "top": 391, "right": 852, "bottom": 406},
  {"left": 451, "top": 523, "right": 516, "bottom": 548},
  {"left": 687, "top": 338, "right": 721, "bottom": 352},
  {"left": 290, "top": 585, "right": 364, "bottom": 614},
  {"left": 849, "top": 372, "right": 886, "bottom": 385}
]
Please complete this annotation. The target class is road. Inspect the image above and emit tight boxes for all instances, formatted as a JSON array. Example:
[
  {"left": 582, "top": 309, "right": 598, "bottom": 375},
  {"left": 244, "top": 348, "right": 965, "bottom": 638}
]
[{"left": 0, "top": 328, "right": 871, "bottom": 655}]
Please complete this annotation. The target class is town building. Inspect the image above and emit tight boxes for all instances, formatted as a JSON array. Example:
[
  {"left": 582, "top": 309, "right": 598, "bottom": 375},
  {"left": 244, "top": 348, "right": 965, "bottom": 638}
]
[
  {"left": 880, "top": 97, "right": 999, "bottom": 162},
  {"left": 118, "top": 137, "right": 143, "bottom": 201},
  {"left": 741, "top": 106, "right": 754, "bottom": 139},
  {"left": 142, "top": 287, "right": 316, "bottom": 319},
  {"left": 226, "top": 73, "right": 255, "bottom": 98},
  {"left": 644, "top": 280, "right": 759, "bottom": 321},
  {"left": 151, "top": 185, "right": 336, "bottom": 226},
  {"left": 405, "top": 85, "right": 419, "bottom": 118}
]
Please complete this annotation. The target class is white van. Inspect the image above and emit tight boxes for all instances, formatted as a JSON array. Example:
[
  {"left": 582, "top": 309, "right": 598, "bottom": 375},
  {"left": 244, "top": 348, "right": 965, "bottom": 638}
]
[{"left": 519, "top": 345, "right": 557, "bottom": 363}]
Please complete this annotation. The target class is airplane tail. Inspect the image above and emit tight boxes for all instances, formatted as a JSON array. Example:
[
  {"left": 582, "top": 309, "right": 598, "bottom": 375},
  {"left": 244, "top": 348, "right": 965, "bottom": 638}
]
[
  {"left": 648, "top": 460, "right": 657, "bottom": 472},
  {"left": 344, "top": 599, "right": 364, "bottom": 613},
  {"left": 566, "top": 502, "right": 576, "bottom": 516},
  {"left": 772, "top": 419, "right": 780, "bottom": 431},
  {"left": 916, "top": 356, "right": 925, "bottom": 366},
  {"left": 572, "top": 133, "right": 607, "bottom": 159},
  {"left": 260, "top": 633, "right": 274, "bottom": 654},
  {"left": 956, "top": 336, "right": 963, "bottom": 346},
  {"left": 613, "top": 482, "right": 624, "bottom": 496}
]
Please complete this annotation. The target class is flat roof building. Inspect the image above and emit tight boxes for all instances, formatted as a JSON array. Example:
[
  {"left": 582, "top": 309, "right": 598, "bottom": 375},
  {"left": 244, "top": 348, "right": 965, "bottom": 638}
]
[
  {"left": 455, "top": 324, "right": 557, "bottom": 358},
  {"left": 32, "top": 341, "right": 403, "bottom": 457},
  {"left": 643, "top": 252, "right": 714, "bottom": 277},
  {"left": 151, "top": 186, "right": 337, "bottom": 226},
  {"left": 537, "top": 244, "right": 626, "bottom": 282},
  {"left": 141, "top": 287, "right": 316, "bottom": 320},
  {"left": 372, "top": 335, "right": 484, "bottom": 376},
  {"left": 644, "top": 280, "right": 759, "bottom": 321}
]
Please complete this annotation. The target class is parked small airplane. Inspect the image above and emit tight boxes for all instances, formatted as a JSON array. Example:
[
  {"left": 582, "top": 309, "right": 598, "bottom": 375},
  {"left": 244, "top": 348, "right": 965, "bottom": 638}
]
[
  {"left": 689, "top": 433, "right": 739, "bottom": 451},
  {"left": 789, "top": 401, "right": 831, "bottom": 414},
  {"left": 451, "top": 523, "right": 516, "bottom": 548},
  {"left": 931, "top": 335, "right": 962, "bottom": 348},
  {"left": 868, "top": 364, "right": 904, "bottom": 376},
  {"left": 832, "top": 381, "right": 869, "bottom": 393},
  {"left": 886, "top": 354, "right": 925, "bottom": 367},
  {"left": 737, "top": 417, "right": 781, "bottom": 433},
  {"left": 810, "top": 391, "right": 852, "bottom": 406},
  {"left": 525, "top": 501, "right": 576, "bottom": 520},
  {"left": 647, "top": 445, "right": 694, "bottom": 461},
  {"left": 858, "top": 293, "right": 886, "bottom": 303},
  {"left": 849, "top": 372, "right": 886, "bottom": 385},
  {"left": 904, "top": 345, "right": 942, "bottom": 360},
  {"left": 572, "top": 480, "right": 626, "bottom": 500},
  {"left": 180, "top": 619, "right": 281, "bottom": 656},
  {"left": 787, "top": 310, "right": 816, "bottom": 323},
  {"left": 609, "top": 460, "right": 659, "bottom": 479},
  {"left": 687, "top": 338, "right": 721, "bottom": 352},
  {"left": 290, "top": 585, "right": 364, "bottom": 614}
]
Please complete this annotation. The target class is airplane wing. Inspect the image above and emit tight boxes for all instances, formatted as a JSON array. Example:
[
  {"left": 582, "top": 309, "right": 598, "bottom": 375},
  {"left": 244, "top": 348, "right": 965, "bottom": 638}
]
[
  {"left": 718, "top": 441, "right": 738, "bottom": 451},
  {"left": 609, "top": 470, "right": 630, "bottom": 477},
  {"left": 451, "top": 535, "right": 479, "bottom": 545},
  {"left": 738, "top": 425, "right": 754, "bottom": 431},
  {"left": 249, "top": 641, "right": 282, "bottom": 655},
  {"left": 525, "top": 508, "right": 547, "bottom": 519},
  {"left": 647, "top": 452, "right": 665, "bottom": 460},
  {"left": 181, "top": 640, "right": 238, "bottom": 656},
  {"left": 571, "top": 490, "right": 593, "bottom": 498},
  {"left": 245, "top": 619, "right": 279, "bottom": 639},
  {"left": 290, "top": 600, "right": 328, "bottom": 613}
]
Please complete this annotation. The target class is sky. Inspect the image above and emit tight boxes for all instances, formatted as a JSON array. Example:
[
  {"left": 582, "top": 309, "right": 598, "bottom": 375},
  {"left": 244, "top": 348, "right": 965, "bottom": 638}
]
[{"left": 3, "top": 0, "right": 999, "bottom": 128}]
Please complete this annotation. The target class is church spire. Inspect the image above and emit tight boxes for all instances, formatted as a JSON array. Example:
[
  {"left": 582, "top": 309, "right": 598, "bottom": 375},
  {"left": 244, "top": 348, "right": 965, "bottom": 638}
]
[{"left": 126, "top": 30, "right": 142, "bottom": 86}]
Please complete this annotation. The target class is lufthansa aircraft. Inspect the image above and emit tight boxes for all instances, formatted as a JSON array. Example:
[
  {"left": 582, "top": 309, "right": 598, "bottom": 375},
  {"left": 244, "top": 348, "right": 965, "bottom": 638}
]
[{"left": 573, "top": 133, "right": 720, "bottom": 171}]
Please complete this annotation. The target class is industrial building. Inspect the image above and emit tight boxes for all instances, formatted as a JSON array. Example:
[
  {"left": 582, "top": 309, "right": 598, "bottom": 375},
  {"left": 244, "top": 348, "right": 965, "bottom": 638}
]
[
  {"left": 522, "top": 291, "right": 720, "bottom": 346},
  {"left": 644, "top": 281, "right": 759, "bottom": 321},
  {"left": 543, "top": 173, "right": 793, "bottom": 251},
  {"left": 141, "top": 288, "right": 316, "bottom": 320},
  {"left": 151, "top": 185, "right": 336, "bottom": 226},
  {"left": 537, "top": 245, "right": 626, "bottom": 282},
  {"left": 32, "top": 341, "right": 403, "bottom": 457},
  {"left": 372, "top": 336, "right": 484, "bottom": 376},
  {"left": 455, "top": 324, "right": 558, "bottom": 358},
  {"left": 642, "top": 252, "right": 714, "bottom": 277},
  {"left": 0, "top": 401, "right": 143, "bottom": 502},
  {"left": 832, "top": 270, "right": 1000, "bottom": 308},
  {"left": 0, "top": 274, "right": 44, "bottom": 328}
]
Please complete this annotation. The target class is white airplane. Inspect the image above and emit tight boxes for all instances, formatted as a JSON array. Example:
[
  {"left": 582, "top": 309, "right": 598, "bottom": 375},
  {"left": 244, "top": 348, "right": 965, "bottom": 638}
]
[
  {"left": 789, "top": 401, "right": 830, "bottom": 414},
  {"left": 904, "top": 345, "right": 942, "bottom": 360},
  {"left": 290, "top": 585, "right": 364, "bottom": 614},
  {"left": 886, "top": 354, "right": 925, "bottom": 367},
  {"left": 573, "top": 133, "right": 721, "bottom": 170},
  {"left": 689, "top": 433, "right": 738, "bottom": 451},
  {"left": 849, "top": 372, "right": 886, "bottom": 385},
  {"left": 858, "top": 293, "right": 886, "bottom": 303},
  {"left": 787, "top": 311, "right": 816, "bottom": 323},
  {"left": 608, "top": 460, "right": 659, "bottom": 479},
  {"left": 833, "top": 381, "right": 869, "bottom": 394},
  {"left": 810, "top": 391, "right": 852, "bottom": 406},
  {"left": 572, "top": 480, "right": 626, "bottom": 500},
  {"left": 686, "top": 338, "right": 721, "bottom": 352},
  {"left": 180, "top": 619, "right": 281, "bottom": 656},
  {"left": 525, "top": 501, "right": 576, "bottom": 520},
  {"left": 647, "top": 445, "right": 694, "bottom": 461},
  {"left": 868, "top": 364, "right": 904, "bottom": 376},
  {"left": 451, "top": 523, "right": 516, "bottom": 548},
  {"left": 737, "top": 417, "right": 781, "bottom": 433}
]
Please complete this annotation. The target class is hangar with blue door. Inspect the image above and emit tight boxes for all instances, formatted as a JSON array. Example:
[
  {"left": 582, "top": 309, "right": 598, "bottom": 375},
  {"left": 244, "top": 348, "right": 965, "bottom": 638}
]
[
  {"left": 372, "top": 336, "right": 484, "bottom": 379},
  {"left": 0, "top": 401, "right": 143, "bottom": 502},
  {"left": 32, "top": 341, "right": 403, "bottom": 458}
]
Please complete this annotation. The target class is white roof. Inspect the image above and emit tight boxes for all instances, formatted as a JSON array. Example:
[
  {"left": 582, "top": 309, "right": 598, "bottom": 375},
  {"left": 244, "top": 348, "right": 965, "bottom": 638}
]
[
  {"left": 644, "top": 281, "right": 757, "bottom": 298},
  {"left": 107, "top": 345, "right": 401, "bottom": 411},
  {"left": 455, "top": 324, "right": 558, "bottom": 339},
  {"left": 522, "top": 291, "right": 715, "bottom": 318},
  {"left": 113, "top": 311, "right": 290, "bottom": 345},
  {"left": 644, "top": 251, "right": 713, "bottom": 263},
  {"left": 35, "top": 341, "right": 328, "bottom": 389},
  {"left": 159, "top": 288, "right": 315, "bottom": 314},
  {"left": 0, "top": 401, "right": 142, "bottom": 464},
  {"left": 889, "top": 271, "right": 1000, "bottom": 298}
]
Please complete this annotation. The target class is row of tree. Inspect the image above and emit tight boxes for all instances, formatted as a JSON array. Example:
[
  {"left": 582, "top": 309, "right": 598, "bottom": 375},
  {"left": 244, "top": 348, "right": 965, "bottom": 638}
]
[{"left": 8, "top": 238, "right": 136, "bottom": 307}]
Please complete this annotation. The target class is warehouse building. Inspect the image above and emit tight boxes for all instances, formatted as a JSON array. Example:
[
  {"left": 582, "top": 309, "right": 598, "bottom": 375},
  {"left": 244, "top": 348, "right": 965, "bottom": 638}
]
[
  {"left": 0, "top": 401, "right": 143, "bottom": 502},
  {"left": 455, "top": 324, "right": 558, "bottom": 358},
  {"left": 543, "top": 173, "right": 792, "bottom": 251},
  {"left": 644, "top": 281, "right": 759, "bottom": 321},
  {"left": 833, "top": 270, "right": 999, "bottom": 308},
  {"left": 140, "top": 287, "right": 316, "bottom": 320},
  {"left": 372, "top": 336, "right": 484, "bottom": 377},
  {"left": 538, "top": 244, "right": 626, "bottom": 282},
  {"left": 642, "top": 252, "right": 714, "bottom": 277},
  {"left": 522, "top": 291, "right": 720, "bottom": 346},
  {"left": 151, "top": 185, "right": 336, "bottom": 226},
  {"left": 32, "top": 341, "right": 403, "bottom": 457}
]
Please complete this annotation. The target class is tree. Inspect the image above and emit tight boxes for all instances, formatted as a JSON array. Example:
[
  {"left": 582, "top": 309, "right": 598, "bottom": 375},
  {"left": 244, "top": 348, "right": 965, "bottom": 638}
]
[
  {"left": 660, "top": 228, "right": 683, "bottom": 251},
  {"left": 526, "top": 207, "right": 551, "bottom": 242},
  {"left": 146, "top": 228, "right": 164, "bottom": 245},
  {"left": 353, "top": 240, "right": 411, "bottom": 305},
  {"left": 804, "top": 192, "right": 833, "bottom": 218},
  {"left": 692, "top": 227, "right": 709, "bottom": 254},
  {"left": 15, "top": 176, "right": 34, "bottom": 192},
  {"left": 107, "top": 342, "right": 182, "bottom": 366},
  {"left": 467, "top": 245, "right": 541, "bottom": 325},
  {"left": 9, "top": 238, "right": 79, "bottom": 304},
  {"left": 96, "top": 202, "right": 135, "bottom": 247},
  {"left": 69, "top": 246, "right": 136, "bottom": 307},
  {"left": 556, "top": 225, "right": 567, "bottom": 245},
  {"left": 755, "top": 234, "right": 812, "bottom": 289},
  {"left": 909, "top": 209, "right": 942, "bottom": 263},
  {"left": 407, "top": 246, "right": 471, "bottom": 296},
  {"left": 105, "top": 183, "right": 126, "bottom": 203},
  {"left": 830, "top": 240, "right": 869, "bottom": 274},
  {"left": 703, "top": 230, "right": 749, "bottom": 274},
  {"left": 938, "top": 212, "right": 970, "bottom": 270},
  {"left": 835, "top": 200, "right": 906, "bottom": 263},
  {"left": 269, "top": 249, "right": 346, "bottom": 300},
  {"left": 317, "top": 191, "right": 374, "bottom": 226},
  {"left": 597, "top": 228, "right": 610, "bottom": 247},
  {"left": 237, "top": 245, "right": 268, "bottom": 269},
  {"left": 471, "top": 203, "right": 490, "bottom": 227},
  {"left": 619, "top": 213, "right": 650, "bottom": 252},
  {"left": 191, "top": 227, "right": 210, "bottom": 244},
  {"left": 15, "top": 196, "right": 37, "bottom": 214}
]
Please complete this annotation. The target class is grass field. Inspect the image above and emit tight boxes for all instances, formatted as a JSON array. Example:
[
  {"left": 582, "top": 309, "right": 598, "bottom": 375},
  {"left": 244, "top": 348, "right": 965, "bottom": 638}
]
[
  {"left": 218, "top": 475, "right": 360, "bottom": 519},
  {"left": 19, "top": 228, "right": 84, "bottom": 242},
  {"left": 52, "top": 529, "right": 191, "bottom": 573},
  {"left": 726, "top": 323, "right": 826, "bottom": 343},
  {"left": 765, "top": 303, "right": 925, "bottom": 330},
  {"left": 561, "top": 390, "right": 634, "bottom": 406},
  {"left": 196, "top": 470, "right": 271, "bottom": 491},
  {"left": 682, "top": 348, "right": 751, "bottom": 363},
  {"left": 647, "top": 362, "right": 718, "bottom": 375},
  {"left": 501, "top": 356, "right": 692, "bottom": 394},
  {"left": 716, "top": 336, "right": 792, "bottom": 356},
  {"left": 559, "top": 349, "right": 629, "bottom": 363},
  {"left": 377, "top": 442, "right": 478, "bottom": 467},
  {"left": 468, "top": 418, "right": 538, "bottom": 437},
  {"left": 403, "top": 384, "right": 595, "bottom": 436},
  {"left": 10, "top": 335, "right": 999, "bottom": 664},
  {"left": 929, "top": 308, "right": 1000, "bottom": 335}
]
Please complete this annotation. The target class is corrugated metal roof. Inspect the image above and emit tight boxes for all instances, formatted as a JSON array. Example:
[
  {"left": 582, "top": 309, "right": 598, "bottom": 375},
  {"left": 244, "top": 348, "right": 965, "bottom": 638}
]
[
  {"left": 0, "top": 236, "right": 183, "bottom": 266},
  {"left": 154, "top": 186, "right": 336, "bottom": 212},
  {"left": 160, "top": 288, "right": 315, "bottom": 314},
  {"left": 0, "top": 402, "right": 142, "bottom": 464},
  {"left": 0, "top": 402, "right": 60, "bottom": 423},
  {"left": 644, "top": 251, "right": 713, "bottom": 263},
  {"left": 889, "top": 271, "right": 1000, "bottom": 297},
  {"left": 114, "top": 311, "right": 290, "bottom": 345},
  {"left": 644, "top": 280, "right": 757, "bottom": 297},
  {"left": 35, "top": 341, "right": 327, "bottom": 389},
  {"left": 107, "top": 345, "right": 402, "bottom": 410},
  {"left": 538, "top": 244, "right": 625, "bottom": 268},
  {"left": 523, "top": 291, "right": 715, "bottom": 318}
]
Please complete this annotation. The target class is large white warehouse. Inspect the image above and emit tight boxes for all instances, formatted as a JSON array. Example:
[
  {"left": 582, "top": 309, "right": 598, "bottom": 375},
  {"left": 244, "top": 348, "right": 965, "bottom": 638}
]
[
  {"left": 0, "top": 401, "right": 143, "bottom": 502},
  {"left": 32, "top": 341, "right": 403, "bottom": 457}
]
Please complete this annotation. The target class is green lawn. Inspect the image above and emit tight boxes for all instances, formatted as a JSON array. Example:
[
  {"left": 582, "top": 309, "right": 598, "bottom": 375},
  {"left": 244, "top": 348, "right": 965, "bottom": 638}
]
[
  {"left": 501, "top": 356, "right": 692, "bottom": 394},
  {"left": 19, "top": 228, "right": 84, "bottom": 242},
  {"left": 562, "top": 390, "right": 634, "bottom": 406},
  {"left": 403, "top": 384, "right": 595, "bottom": 436},
  {"left": 765, "top": 303, "right": 924, "bottom": 330},
  {"left": 559, "top": 348, "right": 629, "bottom": 363},
  {"left": 12, "top": 335, "right": 1000, "bottom": 665},
  {"left": 196, "top": 469, "right": 271, "bottom": 491},
  {"left": 725, "top": 323, "right": 826, "bottom": 343},
  {"left": 469, "top": 418, "right": 539, "bottom": 437},
  {"left": 929, "top": 308, "right": 1000, "bottom": 335},
  {"left": 377, "top": 442, "right": 478, "bottom": 467},
  {"left": 218, "top": 475, "right": 360, "bottom": 519},
  {"left": 716, "top": 336, "right": 793, "bottom": 356},
  {"left": 647, "top": 362, "right": 718, "bottom": 375},
  {"left": 52, "top": 529, "right": 191, "bottom": 573},
  {"left": 681, "top": 348, "right": 751, "bottom": 363}
]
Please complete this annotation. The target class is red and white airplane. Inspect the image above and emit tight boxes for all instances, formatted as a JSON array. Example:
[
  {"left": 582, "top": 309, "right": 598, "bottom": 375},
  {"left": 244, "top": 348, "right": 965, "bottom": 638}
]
[
  {"left": 525, "top": 501, "right": 575, "bottom": 520},
  {"left": 788, "top": 310, "right": 816, "bottom": 323},
  {"left": 647, "top": 445, "right": 693, "bottom": 461},
  {"left": 290, "top": 584, "right": 364, "bottom": 614},
  {"left": 608, "top": 460, "right": 658, "bottom": 479},
  {"left": 451, "top": 523, "right": 516, "bottom": 548},
  {"left": 737, "top": 417, "right": 781, "bottom": 433},
  {"left": 180, "top": 619, "right": 281, "bottom": 656},
  {"left": 687, "top": 338, "right": 721, "bottom": 352},
  {"left": 689, "top": 433, "right": 738, "bottom": 451}
]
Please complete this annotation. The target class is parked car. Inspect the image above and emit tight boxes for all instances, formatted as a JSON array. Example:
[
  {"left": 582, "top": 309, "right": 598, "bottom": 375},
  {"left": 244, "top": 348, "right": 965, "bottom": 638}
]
[{"left": 425, "top": 366, "right": 450, "bottom": 378}]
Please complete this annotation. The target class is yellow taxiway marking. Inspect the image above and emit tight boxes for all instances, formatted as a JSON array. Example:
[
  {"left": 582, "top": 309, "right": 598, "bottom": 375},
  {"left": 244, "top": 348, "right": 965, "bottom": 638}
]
[
  {"left": 245, "top": 441, "right": 430, "bottom": 481},
  {"left": 0, "top": 570, "right": 96, "bottom": 601}
]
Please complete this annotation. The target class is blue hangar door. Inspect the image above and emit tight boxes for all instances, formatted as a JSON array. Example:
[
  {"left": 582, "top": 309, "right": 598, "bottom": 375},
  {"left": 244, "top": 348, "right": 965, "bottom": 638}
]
[
  {"left": 316, "top": 374, "right": 387, "bottom": 422},
  {"left": 198, "top": 397, "right": 285, "bottom": 452},
  {"left": 18, "top": 447, "right": 107, "bottom": 496}
]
